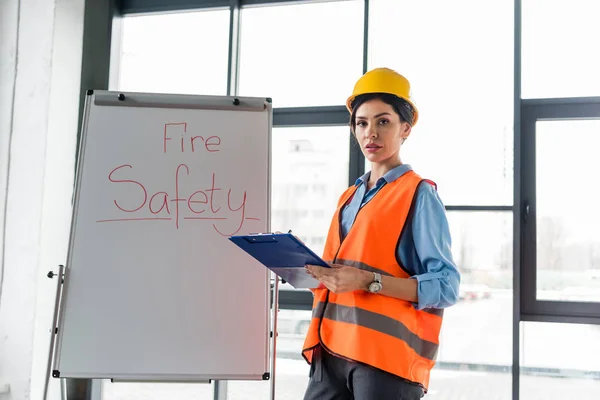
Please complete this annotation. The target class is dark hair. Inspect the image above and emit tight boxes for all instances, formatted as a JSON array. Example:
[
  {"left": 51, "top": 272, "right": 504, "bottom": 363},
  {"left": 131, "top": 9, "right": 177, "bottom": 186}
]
[{"left": 349, "top": 93, "right": 415, "bottom": 134}]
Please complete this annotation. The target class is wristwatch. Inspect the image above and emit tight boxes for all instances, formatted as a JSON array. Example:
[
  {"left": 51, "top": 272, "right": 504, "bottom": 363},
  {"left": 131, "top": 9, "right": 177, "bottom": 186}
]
[{"left": 368, "top": 272, "right": 382, "bottom": 293}]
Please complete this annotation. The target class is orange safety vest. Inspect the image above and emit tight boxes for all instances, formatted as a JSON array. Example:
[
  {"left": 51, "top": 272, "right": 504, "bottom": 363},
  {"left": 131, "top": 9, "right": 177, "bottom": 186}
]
[{"left": 301, "top": 170, "right": 443, "bottom": 390}]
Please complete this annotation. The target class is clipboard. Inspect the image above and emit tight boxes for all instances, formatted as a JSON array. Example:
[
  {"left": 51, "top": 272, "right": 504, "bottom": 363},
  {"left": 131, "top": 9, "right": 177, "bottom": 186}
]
[{"left": 229, "top": 233, "right": 330, "bottom": 289}]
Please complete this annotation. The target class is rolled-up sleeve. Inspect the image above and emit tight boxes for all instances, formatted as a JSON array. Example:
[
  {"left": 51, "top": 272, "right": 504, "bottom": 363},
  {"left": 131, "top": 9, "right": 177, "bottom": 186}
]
[{"left": 408, "top": 183, "right": 461, "bottom": 310}]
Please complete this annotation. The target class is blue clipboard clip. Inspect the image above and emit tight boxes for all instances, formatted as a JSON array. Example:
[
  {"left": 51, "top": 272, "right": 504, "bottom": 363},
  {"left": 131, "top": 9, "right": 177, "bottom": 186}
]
[{"left": 228, "top": 232, "right": 330, "bottom": 289}]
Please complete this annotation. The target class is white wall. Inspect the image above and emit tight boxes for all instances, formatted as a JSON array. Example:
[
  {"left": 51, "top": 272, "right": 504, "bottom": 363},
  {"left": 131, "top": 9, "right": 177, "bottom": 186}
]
[{"left": 0, "top": 1, "right": 85, "bottom": 399}]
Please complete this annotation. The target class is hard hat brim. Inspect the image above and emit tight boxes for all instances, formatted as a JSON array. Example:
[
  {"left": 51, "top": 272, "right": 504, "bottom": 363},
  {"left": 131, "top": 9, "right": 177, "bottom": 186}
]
[{"left": 346, "top": 93, "right": 419, "bottom": 126}]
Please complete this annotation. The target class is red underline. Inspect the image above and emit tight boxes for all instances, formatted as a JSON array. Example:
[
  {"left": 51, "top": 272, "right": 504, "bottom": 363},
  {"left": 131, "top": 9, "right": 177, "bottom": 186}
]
[
  {"left": 97, "top": 217, "right": 261, "bottom": 222},
  {"left": 184, "top": 217, "right": 227, "bottom": 220},
  {"left": 96, "top": 218, "right": 171, "bottom": 223}
]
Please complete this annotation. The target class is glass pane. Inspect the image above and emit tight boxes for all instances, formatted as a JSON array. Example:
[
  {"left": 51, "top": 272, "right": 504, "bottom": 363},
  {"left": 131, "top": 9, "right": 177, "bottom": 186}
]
[
  {"left": 428, "top": 370, "right": 511, "bottom": 400},
  {"left": 522, "top": 0, "right": 600, "bottom": 99},
  {"left": 226, "top": 309, "right": 311, "bottom": 399},
  {"left": 102, "top": 380, "right": 214, "bottom": 399},
  {"left": 536, "top": 120, "right": 600, "bottom": 302},
  {"left": 431, "top": 211, "right": 513, "bottom": 399},
  {"left": 520, "top": 321, "right": 600, "bottom": 399},
  {"left": 238, "top": 1, "right": 363, "bottom": 107},
  {"left": 271, "top": 126, "right": 350, "bottom": 256},
  {"left": 116, "top": 10, "right": 230, "bottom": 95},
  {"left": 368, "top": 0, "right": 513, "bottom": 206}
]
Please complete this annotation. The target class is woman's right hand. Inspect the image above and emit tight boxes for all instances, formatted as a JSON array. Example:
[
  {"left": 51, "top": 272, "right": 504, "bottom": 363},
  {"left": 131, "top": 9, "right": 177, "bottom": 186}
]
[{"left": 305, "top": 263, "right": 372, "bottom": 294}]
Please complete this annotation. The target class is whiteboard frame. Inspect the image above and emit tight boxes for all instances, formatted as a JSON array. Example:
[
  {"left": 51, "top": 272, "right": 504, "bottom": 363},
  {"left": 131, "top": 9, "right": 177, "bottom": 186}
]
[{"left": 51, "top": 90, "right": 274, "bottom": 382}]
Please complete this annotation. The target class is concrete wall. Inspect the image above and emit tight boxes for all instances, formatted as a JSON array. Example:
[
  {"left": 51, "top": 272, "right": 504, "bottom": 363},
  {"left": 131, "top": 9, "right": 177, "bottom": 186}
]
[
  {"left": 1, "top": 0, "right": 58, "bottom": 398},
  {"left": 0, "top": 1, "right": 90, "bottom": 398}
]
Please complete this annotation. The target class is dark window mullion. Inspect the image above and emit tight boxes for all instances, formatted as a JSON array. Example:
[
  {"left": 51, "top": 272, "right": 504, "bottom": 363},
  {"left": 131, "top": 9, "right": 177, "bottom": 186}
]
[
  {"left": 227, "top": 0, "right": 241, "bottom": 96},
  {"left": 119, "top": 0, "right": 230, "bottom": 14},
  {"left": 273, "top": 106, "right": 348, "bottom": 127},
  {"left": 349, "top": 0, "right": 369, "bottom": 185},
  {"left": 520, "top": 108, "right": 537, "bottom": 316}
]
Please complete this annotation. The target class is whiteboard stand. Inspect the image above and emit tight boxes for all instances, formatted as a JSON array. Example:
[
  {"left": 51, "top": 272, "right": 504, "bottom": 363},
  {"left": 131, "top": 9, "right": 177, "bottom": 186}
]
[
  {"left": 44, "top": 264, "right": 66, "bottom": 400},
  {"left": 270, "top": 274, "right": 281, "bottom": 400}
]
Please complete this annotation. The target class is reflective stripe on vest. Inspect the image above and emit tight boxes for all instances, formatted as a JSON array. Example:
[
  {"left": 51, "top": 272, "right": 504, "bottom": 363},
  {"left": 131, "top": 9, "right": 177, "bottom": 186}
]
[
  {"left": 302, "top": 170, "right": 443, "bottom": 390},
  {"left": 312, "top": 301, "right": 438, "bottom": 360}
]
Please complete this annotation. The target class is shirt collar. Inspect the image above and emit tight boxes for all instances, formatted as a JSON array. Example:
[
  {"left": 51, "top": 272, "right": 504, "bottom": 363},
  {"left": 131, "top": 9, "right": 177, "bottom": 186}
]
[{"left": 354, "top": 164, "right": 413, "bottom": 187}]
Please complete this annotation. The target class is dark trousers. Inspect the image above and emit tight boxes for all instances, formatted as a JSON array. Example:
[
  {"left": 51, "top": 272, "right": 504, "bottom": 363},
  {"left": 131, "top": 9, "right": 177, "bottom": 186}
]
[{"left": 303, "top": 346, "right": 425, "bottom": 400}]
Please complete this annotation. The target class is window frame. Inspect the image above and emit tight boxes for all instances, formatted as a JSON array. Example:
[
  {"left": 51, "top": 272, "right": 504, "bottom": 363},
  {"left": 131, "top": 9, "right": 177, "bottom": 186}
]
[
  {"left": 119, "top": 0, "right": 350, "bottom": 15},
  {"left": 520, "top": 97, "right": 600, "bottom": 325},
  {"left": 103, "top": 2, "right": 600, "bottom": 400}
]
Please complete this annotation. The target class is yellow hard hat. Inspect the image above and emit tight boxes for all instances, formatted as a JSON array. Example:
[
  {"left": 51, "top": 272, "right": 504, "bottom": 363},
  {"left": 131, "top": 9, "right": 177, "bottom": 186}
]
[{"left": 346, "top": 68, "right": 419, "bottom": 126}]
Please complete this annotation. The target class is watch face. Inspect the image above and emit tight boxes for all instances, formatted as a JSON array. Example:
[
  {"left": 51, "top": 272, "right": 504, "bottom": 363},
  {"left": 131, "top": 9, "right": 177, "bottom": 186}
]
[{"left": 369, "top": 282, "right": 382, "bottom": 293}]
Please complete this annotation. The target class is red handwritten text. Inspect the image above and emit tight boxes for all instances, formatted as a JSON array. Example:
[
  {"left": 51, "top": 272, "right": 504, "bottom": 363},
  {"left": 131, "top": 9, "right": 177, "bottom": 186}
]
[
  {"left": 163, "top": 122, "right": 221, "bottom": 154},
  {"left": 102, "top": 164, "right": 259, "bottom": 235}
]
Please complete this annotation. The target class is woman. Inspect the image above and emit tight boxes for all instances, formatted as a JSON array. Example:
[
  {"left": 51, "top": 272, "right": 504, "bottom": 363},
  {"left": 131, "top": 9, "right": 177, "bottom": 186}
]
[{"left": 302, "top": 68, "right": 461, "bottom": 399}]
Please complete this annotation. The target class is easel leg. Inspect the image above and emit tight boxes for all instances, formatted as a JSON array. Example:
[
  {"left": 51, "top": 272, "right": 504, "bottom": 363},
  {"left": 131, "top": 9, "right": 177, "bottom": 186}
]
[
  {"left": 214, "top": 380, "right": 227, "bottom": 400},
  {"left": 44, "top": 265, "right": 65, "bottom": 400},
  {"left": 64, "top": 379, "right": 92, "bottom": 400},
  {"left": 269, "top": 275, "right": 280, "bottom": 400}
]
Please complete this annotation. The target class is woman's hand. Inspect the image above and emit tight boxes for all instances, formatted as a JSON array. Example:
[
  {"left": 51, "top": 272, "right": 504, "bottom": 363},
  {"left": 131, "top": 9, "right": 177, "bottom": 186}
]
[{"left": 305, "top": 264, "right": 373, "bottom": 293}]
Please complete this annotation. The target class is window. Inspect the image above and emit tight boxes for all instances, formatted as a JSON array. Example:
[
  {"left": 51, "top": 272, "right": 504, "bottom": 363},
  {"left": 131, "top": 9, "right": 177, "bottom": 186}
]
[
  {"left": 116, "top": 9, "right": 230, "bottom": 95},
  {"left": 435, "top": 211, "right": 513, "bottom": 398},
  {"left": 238, "top": 1, "right": 364, "bottom": 107},
  {"left": 368, "top": 0, "right": 514, "bottom": 206},
  {"left": 520, "top": 322, "right": 600, "bottom": 399},
  {"left": 103, "top": 2, "right": 600, "bottom": 400},
  {"left": 521, "top": 103, "right": 600, "bottom": 320},
  {"left": 522, "top": 0, "right": 600, "bottom": 99},
  {"left": 225, "top": 308, "right": 312, "bottom": 399},
  {"left": 535, "top": 120, "right": 600, "bottom": 303}
]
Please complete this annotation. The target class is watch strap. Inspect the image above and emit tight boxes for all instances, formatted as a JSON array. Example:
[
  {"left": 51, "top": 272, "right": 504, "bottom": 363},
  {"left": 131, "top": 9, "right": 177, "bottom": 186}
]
[{"left": 373, "top": 272, "right": 382, "bottom": 283}]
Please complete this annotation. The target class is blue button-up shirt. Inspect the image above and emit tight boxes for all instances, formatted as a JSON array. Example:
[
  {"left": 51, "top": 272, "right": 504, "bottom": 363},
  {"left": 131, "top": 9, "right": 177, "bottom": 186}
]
[{"left": 340, "top": 164, "right": 460, "bottom": 310}]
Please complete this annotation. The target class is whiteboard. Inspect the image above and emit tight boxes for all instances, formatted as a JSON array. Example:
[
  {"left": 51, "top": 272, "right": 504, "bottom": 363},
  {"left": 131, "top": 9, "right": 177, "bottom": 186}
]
[{"left": 52, "top": 91, "right": 272, "bottom": 381}]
